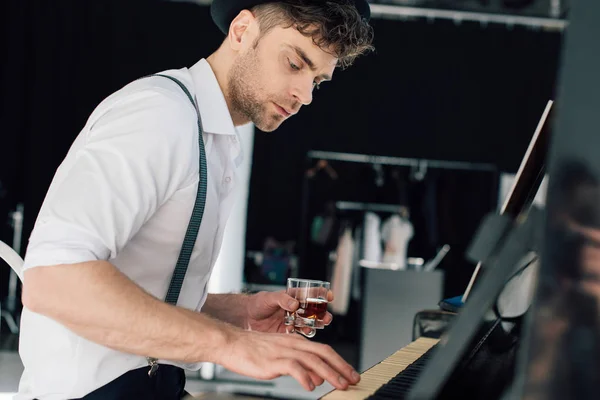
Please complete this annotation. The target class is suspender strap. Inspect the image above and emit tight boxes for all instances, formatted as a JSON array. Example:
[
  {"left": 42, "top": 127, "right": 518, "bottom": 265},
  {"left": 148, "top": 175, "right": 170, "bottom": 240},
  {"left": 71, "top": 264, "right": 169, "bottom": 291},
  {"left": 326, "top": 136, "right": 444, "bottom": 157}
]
[
  {"left": 143, "top": 73, "right": 208, "bottom": 376},
  {"left": 152, "top": 73, "right": 208, "bottom": 306}
]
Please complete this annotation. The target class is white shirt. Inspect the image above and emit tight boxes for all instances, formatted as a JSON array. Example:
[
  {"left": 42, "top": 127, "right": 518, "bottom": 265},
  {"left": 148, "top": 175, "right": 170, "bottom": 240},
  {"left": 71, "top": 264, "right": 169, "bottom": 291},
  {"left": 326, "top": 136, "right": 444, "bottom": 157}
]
[
  {"left": 381, "top": 215, "right": 414, "bottom": 269},
  {"left": 16, "top": 59, "right": 243, "bottom": 400}
]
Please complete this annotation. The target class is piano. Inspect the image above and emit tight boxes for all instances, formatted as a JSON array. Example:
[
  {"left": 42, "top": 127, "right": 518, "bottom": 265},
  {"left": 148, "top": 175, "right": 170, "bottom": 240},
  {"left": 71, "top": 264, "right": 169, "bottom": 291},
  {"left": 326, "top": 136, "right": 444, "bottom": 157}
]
[
  {"left": 321, "top": 99, "right": 553, "bottom": 400},
  {"left": 321, "top": 337, "right": 439, "bottom": 400}
]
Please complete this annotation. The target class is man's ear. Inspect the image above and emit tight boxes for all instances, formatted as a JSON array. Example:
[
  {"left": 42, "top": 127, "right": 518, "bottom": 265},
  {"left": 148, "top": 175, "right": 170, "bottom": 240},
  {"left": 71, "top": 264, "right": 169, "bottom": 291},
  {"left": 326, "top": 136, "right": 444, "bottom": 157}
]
[{"left": 227, "top": 9, "right": 257, "bottom": 51}]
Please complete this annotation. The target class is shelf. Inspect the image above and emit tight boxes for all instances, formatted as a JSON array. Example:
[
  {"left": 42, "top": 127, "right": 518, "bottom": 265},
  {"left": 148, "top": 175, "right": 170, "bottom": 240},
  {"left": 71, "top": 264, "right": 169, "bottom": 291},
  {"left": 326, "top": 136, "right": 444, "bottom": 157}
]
[{"left": 369, "top": 3, "right": 567, "bottom": 30}]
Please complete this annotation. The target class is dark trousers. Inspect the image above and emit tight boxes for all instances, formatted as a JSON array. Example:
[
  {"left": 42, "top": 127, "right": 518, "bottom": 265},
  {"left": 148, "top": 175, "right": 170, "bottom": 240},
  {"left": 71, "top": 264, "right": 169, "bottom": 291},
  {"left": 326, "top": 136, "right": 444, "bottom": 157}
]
[{"left": 76, "top": 364, "right": 189, "bottom": 400}]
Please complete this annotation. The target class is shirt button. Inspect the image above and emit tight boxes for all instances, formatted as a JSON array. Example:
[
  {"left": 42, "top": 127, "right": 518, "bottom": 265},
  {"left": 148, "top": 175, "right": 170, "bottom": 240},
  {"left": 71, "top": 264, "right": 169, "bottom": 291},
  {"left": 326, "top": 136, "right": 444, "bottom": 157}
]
[
  {"left": 231, "top": 136, "right": 238, "bottom": 143},
  {"left": 224, "top": 176, "right": 232, "bottom": 184}
]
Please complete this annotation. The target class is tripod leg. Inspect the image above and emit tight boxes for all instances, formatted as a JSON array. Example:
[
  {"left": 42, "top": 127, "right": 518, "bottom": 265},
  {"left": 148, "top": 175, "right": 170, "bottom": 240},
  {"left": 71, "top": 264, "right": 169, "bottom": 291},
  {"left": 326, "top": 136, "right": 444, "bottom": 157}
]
[{"left": 1, "top": 310, "right": 19, "bottom": 334}]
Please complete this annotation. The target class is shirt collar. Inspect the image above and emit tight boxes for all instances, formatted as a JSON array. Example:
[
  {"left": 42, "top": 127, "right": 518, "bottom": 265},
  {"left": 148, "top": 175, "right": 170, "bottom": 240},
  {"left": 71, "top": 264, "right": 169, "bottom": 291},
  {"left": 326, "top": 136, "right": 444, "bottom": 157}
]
[{"left": 188, "top": 58, "right": 237, "bottom": 136}]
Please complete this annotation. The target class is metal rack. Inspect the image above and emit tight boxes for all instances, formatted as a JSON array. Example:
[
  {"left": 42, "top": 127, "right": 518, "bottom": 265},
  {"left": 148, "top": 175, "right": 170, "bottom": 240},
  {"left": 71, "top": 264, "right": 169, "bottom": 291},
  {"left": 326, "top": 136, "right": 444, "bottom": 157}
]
[
  {"left": 307, "top": 150, "right": 497, "bottom": 172},
  {"left": 369, "top": 3, "right": 567, "bottom": 30}
]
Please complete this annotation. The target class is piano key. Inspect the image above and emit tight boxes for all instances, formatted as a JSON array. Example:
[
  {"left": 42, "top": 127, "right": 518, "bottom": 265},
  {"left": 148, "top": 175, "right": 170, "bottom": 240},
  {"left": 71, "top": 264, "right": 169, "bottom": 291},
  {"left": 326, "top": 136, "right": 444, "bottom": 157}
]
[
  {"left": 366, "top": 344, "right": 439, "bottom": 400},
  {"left": 320, "top": 337, "right": 439, "bottom": 400}
]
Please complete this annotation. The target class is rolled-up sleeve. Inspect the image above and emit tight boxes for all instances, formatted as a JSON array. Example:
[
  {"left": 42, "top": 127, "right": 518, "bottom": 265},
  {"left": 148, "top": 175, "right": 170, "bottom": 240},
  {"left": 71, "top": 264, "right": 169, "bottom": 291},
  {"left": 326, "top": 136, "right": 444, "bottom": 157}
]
[{"left": 23, "top": 88, "right": 197, "bottom": 270}]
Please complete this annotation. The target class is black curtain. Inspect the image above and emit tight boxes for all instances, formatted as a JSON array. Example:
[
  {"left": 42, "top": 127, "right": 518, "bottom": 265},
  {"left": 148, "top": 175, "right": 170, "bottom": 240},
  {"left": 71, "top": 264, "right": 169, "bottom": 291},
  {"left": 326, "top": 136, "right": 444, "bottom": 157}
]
[{"left": 0, "top": 0, "right": 224, "bottom": 301}]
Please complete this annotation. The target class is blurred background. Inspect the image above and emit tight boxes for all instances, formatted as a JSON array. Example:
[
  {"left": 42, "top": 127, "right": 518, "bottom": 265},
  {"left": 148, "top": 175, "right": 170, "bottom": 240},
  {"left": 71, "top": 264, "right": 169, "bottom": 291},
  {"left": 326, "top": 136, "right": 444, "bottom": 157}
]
[{"left": 0, "top": 0, "right": 565, "bottom": 398}]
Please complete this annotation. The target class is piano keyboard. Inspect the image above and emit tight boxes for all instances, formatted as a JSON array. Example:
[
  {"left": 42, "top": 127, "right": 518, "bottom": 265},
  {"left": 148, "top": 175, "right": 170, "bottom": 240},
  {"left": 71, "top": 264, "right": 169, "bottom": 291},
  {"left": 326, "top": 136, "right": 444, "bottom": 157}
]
[{"left": 320, "top": 337, "right": 439, "bottom": 400}]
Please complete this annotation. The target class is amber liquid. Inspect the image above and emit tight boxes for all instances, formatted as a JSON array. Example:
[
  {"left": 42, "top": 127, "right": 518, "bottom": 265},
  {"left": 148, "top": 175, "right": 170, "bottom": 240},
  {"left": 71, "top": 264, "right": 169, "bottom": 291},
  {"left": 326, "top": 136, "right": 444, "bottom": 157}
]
[{"left": 296, "top": 298, "right": 328, "bottom": 320}]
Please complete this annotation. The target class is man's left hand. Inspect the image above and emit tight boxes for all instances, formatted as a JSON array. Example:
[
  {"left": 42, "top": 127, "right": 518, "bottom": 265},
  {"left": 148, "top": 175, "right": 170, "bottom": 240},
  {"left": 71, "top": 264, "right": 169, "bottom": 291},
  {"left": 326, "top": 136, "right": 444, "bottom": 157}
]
[{"left": 245, "top": 290, "right": 334, "bottom": 336}]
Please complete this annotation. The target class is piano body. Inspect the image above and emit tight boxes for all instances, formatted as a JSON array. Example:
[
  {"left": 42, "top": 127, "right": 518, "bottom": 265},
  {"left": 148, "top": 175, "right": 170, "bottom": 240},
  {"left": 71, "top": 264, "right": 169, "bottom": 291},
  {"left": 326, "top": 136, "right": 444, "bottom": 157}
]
[{"left": 320, "top": 91, "right": 553, "bottom": 399}]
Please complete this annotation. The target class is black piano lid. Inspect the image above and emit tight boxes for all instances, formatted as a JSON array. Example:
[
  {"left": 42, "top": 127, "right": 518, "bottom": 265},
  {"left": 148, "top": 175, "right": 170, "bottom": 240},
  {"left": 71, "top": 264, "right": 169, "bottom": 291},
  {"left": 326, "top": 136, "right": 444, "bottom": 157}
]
[
  {"left": 405, "top": 99, "right": 554, "bottom": 400},
  {"left": 515, "top": 1, "right": 600, "bottom": 398}
]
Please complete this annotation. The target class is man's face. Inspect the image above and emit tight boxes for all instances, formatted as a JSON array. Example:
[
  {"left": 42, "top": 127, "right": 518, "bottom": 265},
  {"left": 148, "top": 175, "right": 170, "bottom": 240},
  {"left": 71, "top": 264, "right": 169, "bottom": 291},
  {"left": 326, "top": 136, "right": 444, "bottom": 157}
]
[{"left": 228, "top": 25, "right": 338, "bottom": 132}]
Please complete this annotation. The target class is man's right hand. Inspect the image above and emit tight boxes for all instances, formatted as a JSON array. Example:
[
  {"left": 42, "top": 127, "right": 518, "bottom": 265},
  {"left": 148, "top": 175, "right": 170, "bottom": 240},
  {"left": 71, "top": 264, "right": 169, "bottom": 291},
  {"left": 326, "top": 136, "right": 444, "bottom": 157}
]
[{"left": 214, "top": 328, "right": 361, "bottom": 391}]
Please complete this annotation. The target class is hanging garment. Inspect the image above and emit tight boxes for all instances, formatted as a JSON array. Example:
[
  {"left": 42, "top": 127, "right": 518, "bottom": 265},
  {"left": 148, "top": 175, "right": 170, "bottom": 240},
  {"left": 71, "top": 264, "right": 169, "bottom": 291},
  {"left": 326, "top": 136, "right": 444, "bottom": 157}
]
[
  {"left": 330, "top": 227, "right": 354, "bottom": 316},
  {"left": 362, "top": 212, "right": 382, "bottom": 263},
  {"left": 352, "top": 225, "right": 362, "bottom": 301},
  {"left": 381, "top": 214, "right": 414, "bottom": 269}
]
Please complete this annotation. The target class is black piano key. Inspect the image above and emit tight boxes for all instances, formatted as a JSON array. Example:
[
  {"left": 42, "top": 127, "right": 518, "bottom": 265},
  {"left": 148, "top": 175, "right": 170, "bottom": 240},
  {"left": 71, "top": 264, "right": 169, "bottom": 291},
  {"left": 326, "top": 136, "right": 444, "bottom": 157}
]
[
  {"left": 376, "top": 384, "right": 411, "bottom": 394},
  {"left": 366, "top": 344, "right": 438, "bottom": 400}
]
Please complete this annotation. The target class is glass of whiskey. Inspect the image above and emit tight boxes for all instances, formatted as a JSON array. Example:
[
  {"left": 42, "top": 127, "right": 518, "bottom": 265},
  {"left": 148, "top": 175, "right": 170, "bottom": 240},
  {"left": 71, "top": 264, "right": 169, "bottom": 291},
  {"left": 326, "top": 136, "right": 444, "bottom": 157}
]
[{"left": 284, "top": 278, "right": 330, "bottom": 335}]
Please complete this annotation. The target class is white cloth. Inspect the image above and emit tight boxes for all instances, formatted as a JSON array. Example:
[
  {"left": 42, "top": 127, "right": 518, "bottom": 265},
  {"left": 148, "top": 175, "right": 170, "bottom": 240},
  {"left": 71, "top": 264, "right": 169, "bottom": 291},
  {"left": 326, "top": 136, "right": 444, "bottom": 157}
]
[
  {"left": 330, "top": 227, "right": 354, "bottom": 316},
  {"left": 495, "top": 251, "right": 539, "bottom": 332},
  {"left": 362, "top": 212, "right": 382, "bottom": 262},
  {"left": 17, "top": 59, "right": 243, "bottom": 400},
  {"left": 381, "top": 215, "right": 414, "bottom": 269},
  {"left": 351, "top": 226, "right": 362, "bottom": 301}
]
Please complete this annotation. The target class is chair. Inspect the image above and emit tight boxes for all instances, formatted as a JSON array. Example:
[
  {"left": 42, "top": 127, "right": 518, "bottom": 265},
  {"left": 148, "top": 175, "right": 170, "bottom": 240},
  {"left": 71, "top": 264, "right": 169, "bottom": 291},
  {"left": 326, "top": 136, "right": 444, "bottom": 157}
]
[{"left": 0, "top": 239, "right": 24, "bottom": 335}]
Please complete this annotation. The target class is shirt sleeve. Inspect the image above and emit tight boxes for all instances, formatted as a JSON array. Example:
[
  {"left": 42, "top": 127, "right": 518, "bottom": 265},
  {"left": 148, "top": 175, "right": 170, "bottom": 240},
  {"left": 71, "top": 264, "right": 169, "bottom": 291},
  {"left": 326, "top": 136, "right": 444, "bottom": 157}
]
[{"left": 23, "top": 88, "right": 197, "bottom": 270}]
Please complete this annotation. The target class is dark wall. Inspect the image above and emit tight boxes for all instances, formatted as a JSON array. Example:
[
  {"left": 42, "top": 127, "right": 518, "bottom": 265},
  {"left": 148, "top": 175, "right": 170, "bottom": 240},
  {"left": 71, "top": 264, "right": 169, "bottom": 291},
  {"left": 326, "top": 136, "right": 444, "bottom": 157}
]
[{"left": 0, "top": 0, "right": 563, "bottom": 299}]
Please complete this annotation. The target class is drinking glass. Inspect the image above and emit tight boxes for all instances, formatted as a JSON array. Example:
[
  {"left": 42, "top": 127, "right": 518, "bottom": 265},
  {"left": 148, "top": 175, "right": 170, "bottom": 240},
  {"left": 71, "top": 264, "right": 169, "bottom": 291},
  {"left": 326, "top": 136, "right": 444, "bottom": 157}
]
[{"left": 284, "top": 278, "right": 330, "bottom": 337}]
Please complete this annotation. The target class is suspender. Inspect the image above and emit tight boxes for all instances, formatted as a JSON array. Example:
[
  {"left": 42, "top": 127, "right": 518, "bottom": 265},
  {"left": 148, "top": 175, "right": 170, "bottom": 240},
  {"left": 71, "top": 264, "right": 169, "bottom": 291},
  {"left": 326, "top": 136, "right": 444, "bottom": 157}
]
[{"left": 144, "top": 73, "right": 208, "bottom": 376}]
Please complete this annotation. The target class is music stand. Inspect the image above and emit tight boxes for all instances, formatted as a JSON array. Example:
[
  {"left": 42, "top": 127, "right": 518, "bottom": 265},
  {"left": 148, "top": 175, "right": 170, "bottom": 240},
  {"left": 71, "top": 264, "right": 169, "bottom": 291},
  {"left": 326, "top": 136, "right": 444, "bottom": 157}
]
[{"left": 406, "top": 100, "right": 554, "bottom": 400}]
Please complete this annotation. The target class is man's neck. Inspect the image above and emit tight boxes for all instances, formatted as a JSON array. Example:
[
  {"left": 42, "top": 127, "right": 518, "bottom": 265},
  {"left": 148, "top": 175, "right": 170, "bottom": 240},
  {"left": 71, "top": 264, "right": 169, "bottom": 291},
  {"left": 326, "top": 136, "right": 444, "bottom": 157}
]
[{"left": 206, "top": 51, "right": 250, "bottom": 127}]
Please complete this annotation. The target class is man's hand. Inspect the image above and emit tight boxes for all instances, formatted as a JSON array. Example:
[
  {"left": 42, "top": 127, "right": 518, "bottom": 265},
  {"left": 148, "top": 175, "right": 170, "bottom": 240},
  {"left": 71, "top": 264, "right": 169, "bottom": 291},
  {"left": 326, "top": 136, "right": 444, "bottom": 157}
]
[
  {"left": 245, "top": 290, "right": 333, "bottom": 336},
  {"left": 216, "top": 328, "right": 360, "bottom": 391}
]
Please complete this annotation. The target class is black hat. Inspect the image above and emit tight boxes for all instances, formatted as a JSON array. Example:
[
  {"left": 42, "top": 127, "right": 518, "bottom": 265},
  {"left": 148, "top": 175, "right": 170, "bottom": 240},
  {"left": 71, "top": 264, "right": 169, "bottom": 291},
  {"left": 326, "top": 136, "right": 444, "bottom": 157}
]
[{"left": 210, "top": 0, "right": 371, "bottom": 35}]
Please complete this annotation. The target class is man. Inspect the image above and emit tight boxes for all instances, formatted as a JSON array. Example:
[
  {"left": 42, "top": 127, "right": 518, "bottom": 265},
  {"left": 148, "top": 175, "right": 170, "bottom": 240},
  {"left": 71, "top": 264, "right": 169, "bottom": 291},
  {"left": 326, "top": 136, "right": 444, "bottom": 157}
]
[{"left": 17, "top": 0, "right": 374, "bottom": 399}]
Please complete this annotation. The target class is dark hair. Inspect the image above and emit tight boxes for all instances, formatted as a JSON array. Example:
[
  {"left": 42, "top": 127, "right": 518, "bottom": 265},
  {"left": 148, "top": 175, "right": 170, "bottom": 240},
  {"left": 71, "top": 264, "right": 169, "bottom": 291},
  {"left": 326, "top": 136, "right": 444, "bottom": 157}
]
[{"left": 251, "top": 0, "right": 375, "bottom": 69}]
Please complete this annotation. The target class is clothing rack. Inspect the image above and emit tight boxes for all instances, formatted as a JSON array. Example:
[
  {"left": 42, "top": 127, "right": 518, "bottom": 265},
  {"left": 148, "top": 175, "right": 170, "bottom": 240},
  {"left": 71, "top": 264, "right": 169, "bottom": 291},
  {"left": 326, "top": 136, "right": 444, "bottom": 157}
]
[
  {"left": 299, "top": 150, "right": 498, "bottom": 276},
  {"left": 306, "top": 150, "right": 496, "bottom": 172}
]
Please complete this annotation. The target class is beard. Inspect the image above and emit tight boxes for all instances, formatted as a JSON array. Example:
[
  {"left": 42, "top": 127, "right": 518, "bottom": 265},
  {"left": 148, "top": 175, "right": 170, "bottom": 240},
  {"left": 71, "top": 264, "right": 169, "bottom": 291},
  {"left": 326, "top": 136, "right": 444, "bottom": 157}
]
[{"left": 228, "top": 46, "right": 285, "bottom": 132}]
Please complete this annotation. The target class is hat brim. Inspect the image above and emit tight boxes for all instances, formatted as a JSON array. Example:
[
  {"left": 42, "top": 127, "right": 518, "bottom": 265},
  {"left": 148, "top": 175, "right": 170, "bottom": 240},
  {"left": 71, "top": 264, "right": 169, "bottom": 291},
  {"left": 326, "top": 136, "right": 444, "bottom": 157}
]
[{"left": 210, "top": 0, "right": 371, "bottom": 35}]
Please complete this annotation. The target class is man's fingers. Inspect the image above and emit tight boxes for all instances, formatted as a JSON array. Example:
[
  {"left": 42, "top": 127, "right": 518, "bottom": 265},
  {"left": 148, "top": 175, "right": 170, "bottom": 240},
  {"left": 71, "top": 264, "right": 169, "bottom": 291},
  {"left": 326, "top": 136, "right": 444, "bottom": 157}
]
[
  {"left": 323, "top": 312, "right": 333, "bottom": 326},
  {"left": 293, "top": 340, "right": 360, "bottom": 385},
  {"left": 295, "top": 352, "right": 350, "bottom": 390},
  {"left": 279, "top": 359, "right": 314, "bottom": 391},
  {"left": 327, "top": 290, "right": 334, "bottom": 302},
  {"left": 308, "top": 370, "right": 325, "bottom": 388}
]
